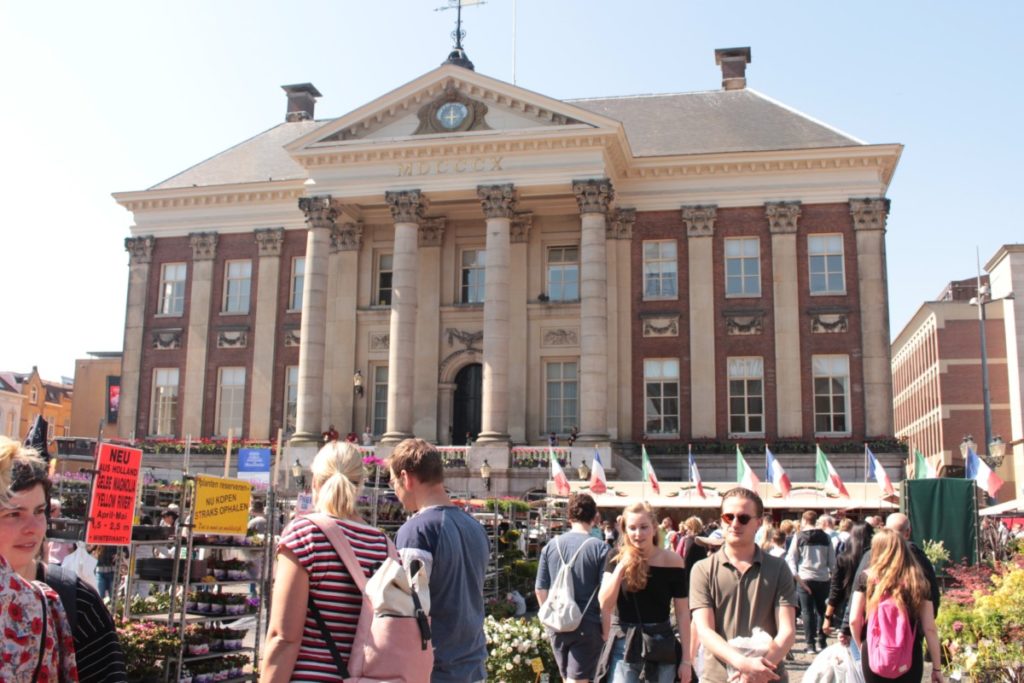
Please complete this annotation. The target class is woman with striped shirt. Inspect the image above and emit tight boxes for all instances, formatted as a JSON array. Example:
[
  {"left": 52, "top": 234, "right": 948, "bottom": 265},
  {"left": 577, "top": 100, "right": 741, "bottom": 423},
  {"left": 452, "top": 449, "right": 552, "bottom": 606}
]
[{"left": 261, "top": 441, "right": 390, "bottom": 682}]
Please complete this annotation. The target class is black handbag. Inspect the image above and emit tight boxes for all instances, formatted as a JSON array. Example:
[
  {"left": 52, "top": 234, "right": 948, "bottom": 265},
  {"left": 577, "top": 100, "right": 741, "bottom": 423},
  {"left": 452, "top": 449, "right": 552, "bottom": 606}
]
[{"left": 640, "top": 621, "right": 677, "bottom": 664}]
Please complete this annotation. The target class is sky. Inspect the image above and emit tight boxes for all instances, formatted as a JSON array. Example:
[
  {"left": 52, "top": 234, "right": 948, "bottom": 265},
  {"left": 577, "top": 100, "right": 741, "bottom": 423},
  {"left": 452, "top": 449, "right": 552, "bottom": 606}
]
[{"left": 1, "top": 1, "right": 1021, "bottom": 381}]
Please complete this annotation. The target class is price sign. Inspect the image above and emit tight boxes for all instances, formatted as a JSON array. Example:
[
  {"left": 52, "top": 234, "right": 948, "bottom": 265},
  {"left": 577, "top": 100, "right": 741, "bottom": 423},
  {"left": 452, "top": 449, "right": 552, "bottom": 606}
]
[
  {"left": 86, "top": 443, "right": 143, "bottom": 545},
  {"left": 193, "top": 475, "right": 252, "bottom": 535}
]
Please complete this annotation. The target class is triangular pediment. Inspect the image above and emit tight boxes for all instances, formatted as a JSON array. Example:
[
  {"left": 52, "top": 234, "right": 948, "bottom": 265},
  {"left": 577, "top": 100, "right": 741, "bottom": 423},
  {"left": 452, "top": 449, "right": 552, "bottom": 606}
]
[{"left": 286, "top": 64, "right": 624, "bottom": 153}]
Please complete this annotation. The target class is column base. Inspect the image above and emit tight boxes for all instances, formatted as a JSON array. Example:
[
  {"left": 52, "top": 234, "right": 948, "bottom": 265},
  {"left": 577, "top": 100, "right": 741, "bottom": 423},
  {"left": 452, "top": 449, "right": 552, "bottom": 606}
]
[
  {"left": 289, "top": 432, "right": 322, "bottom": 447},
  {"left": 575, "top": 433, "right": 609, "bottom": 445},
  {"left": 379, "top": 431, "right": 414, "bottom": 445},
  {"left": 474, "top": 431, "right": 510, "bottom": 445}
]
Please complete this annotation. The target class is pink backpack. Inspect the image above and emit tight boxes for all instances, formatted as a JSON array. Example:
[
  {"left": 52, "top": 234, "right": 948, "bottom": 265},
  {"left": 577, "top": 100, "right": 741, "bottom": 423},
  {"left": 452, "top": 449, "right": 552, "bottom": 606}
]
[
  {"left": 866, "top": 593, "right": 917, "bottom": 678},
  {"left": 306, "top": 513, "right": 433, "bottom": 683}
]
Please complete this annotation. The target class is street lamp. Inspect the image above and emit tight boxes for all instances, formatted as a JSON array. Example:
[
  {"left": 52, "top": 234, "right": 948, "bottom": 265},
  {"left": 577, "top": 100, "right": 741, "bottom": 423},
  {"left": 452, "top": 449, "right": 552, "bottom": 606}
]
[
  {"left": 969, "top": 275, "right": 1015, "bottom": 465},
  {"left": 577, "top": 461, "right": 590, "bottom": 481},
  {"left": 480, "top": 460, "right": 492, "bottom": 492},
  {"left": 989, "top": 435, "right": 1007, "bottom": 468},
  {"left": 291, "top": 459, "right": 306, "bottom": 490}
]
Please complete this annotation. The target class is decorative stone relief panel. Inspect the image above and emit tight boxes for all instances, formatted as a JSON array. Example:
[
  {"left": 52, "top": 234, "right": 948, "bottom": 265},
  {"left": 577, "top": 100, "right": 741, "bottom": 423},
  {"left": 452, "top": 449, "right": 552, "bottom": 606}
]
[
  {"left": 542, "top": 328, "right": 579, "bottom": 347},
  {"left": 254, "top": 227, "right": 284, "bottom": 257},
  {"left": 607, "top": 208, "right": 636, "bottom": 240},
  {"left": 189, "top": 232, "right": 219, "bottom": 261},
  {"left": 152, "top": 328, "right": 183, "bottom": 350},
  {"left": 765, "top": 201, "right": 802, "bottom": 234},
  {"left": 511, "top": 212, "right": 533, "bottom": 243},
  {"left": 125, "top": 235, "right": 155, "bottom": 265},
  {"left": 413, "top": 87, "right": 491, "bottom": 135},
  {"left": 331, "top": 222, "right": 363, "bottom": 252},
  {"left": 369, "top": 332, "right": 390, "bottom": 351},
  {"left": 445, "top": 328, "right": 483, "bottom": 350},
  {"left": 681, "top": 205, "right": 717, "bottom": 237},
  {"left": 418, "top": 217, "right": 446, "bottom": 247},
  {"left": 725, "top": 314, "right": 764, "bottom": 336},
  {"left": 811, "top": 313, "right": 849, "bottom": 334},
  {"left": 284, "top": 328, "right": 300, "bottom": 347},
  {"left": 216, "top": 327, "right": 249, "bottom": 349},
  {"left": 641, "top": 316, "right": 679, "bottom": 338}
]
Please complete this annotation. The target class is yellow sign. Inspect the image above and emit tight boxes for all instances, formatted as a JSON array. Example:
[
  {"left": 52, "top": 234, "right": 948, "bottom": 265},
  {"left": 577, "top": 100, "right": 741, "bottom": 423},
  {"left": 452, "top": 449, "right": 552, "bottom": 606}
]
[
  {"left": 193, "top": 475, "right": 252, "bottom": 535},
  {"left": 530, "top": 658, "right": 544, "bottom": 674}
]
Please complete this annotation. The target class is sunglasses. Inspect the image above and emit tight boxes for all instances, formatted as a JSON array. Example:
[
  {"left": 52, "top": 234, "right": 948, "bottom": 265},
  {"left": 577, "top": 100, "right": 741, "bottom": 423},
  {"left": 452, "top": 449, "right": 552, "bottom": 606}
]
[{"left": 721, "top": 512, "right": 758, "bottom": 526}]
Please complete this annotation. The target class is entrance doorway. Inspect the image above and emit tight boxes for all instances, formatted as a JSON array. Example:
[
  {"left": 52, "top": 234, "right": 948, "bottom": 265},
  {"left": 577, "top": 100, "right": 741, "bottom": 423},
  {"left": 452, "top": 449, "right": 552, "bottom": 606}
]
[{"left": 452, "top": 363, "right": 482, "bottom": 445}]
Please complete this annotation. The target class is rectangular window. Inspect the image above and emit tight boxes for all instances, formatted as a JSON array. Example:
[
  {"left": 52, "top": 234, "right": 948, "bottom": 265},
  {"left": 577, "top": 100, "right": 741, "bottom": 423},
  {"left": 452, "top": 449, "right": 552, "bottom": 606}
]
[
  {"left": 372, "top": 366, "right": 389, "bottom": 436},
  {"left": 222, "top": 260, "right": 252, "bottom": 313},
  {"left": 216, "top": 367, "right": 246, "bottom": 436},
  {"left": 289, "top": 257, "right": 305, "bottom": 311},
  {"left": 284, "top": 366, "right": 299, "bottom": 435},
  {"left": 644, "top": 359, "right": 680, "bottom": 435},
  {"left": 725, "top": 238, "right": 761, "bottom": 297},
  {"left": 547, "top": 247, "right": 579, "bottom": 302},
  {"left": 728, "top": 357, "right": 764, "bottom": 435},
  {"left": 813, "top": 355, "right": 850, "bottom": 434},
  {"left": 150, "top": 368, "right": 179, "bottom": 436},
  {"left": 158, "top": 263, "right": 187, "bottom": 315},
  {"left": 376, "top": 254, "right": 393, "bottom": 306},
  {"left": 643, "top": 240, "right": 678, "bottom": 300},
  {"left": 460, "top": 249, "right": 486, "bottom": 304},
  {"left": 808, "top": 235, "right": 845, "bottom": 295},
  {"left": 545, "top": 361, "right": 578, "bottom": 434}
]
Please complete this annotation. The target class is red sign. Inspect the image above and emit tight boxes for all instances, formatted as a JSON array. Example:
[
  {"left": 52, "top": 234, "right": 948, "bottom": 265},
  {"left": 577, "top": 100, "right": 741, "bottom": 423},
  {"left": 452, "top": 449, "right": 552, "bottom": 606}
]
[{"left": 86, "top": 443, "right": 143, "bottom": 545}]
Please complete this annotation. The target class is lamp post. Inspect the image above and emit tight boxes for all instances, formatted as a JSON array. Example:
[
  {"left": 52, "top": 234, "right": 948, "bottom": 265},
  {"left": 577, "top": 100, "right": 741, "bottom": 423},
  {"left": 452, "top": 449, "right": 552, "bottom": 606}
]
[
  {"left": 577, "top": 461, "right": 590, "bottom": 481},
  {"left": 969, "top": 272, "right": 1015, "bottom": 467},
  {"left": 480, "top": 459, "right": 492, "bottom": 492},
  {"left": 291, "top": 459, "right": 306, "bottom": 490},
  {"left": 962, "top": 434, "right": 1009, "bottom": 470}
]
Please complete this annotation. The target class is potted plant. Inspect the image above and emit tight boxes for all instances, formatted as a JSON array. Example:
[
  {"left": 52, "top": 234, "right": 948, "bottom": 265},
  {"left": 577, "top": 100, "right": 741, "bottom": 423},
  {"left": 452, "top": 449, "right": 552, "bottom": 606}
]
[
  {"left": 184, "top": 627, "right": 210, "bottom": 656},
  {"left": 195, "top": 591, "right": 212, "bottom": 614},
  {"left": 224, "top": 593, "right": 247, "bottom": 616}
]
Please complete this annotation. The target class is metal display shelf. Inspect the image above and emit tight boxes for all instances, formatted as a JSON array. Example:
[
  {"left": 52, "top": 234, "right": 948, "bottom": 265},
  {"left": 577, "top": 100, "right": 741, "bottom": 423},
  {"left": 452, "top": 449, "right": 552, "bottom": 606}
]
[{"left": 182, "top": 646, "right": 254, "bottom": 664}]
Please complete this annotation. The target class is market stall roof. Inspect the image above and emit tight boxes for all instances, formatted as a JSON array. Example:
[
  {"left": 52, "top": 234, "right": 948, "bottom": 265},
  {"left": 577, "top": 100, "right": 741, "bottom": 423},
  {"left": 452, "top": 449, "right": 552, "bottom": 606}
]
[{"left": 980, "top": 498, "right": 1024, "bottom": 516}]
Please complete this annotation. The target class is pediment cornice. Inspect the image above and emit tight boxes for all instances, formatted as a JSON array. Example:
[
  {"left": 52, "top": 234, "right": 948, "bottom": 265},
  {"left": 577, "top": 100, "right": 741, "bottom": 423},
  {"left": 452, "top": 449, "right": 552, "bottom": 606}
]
[{"left": 113, "top": 180, "right": 306, "bottom": 213}]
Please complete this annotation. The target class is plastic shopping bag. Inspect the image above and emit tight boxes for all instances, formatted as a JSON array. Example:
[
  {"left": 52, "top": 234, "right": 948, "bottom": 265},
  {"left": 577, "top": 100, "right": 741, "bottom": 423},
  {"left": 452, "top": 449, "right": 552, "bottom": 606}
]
[
  {"left": 61, "top": 544, "right": 98, "bottom": 590},
  {"left": 804, "top": 643, "right": 865, "bottom": 683}
]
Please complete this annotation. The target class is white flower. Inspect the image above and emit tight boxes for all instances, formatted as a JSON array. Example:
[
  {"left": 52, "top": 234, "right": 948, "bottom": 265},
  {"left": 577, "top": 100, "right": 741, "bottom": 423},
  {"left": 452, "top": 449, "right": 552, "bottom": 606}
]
[
  {"left": 513, "top": 655, "right": 521, "bottom": 665},
  {"left": 505, "top": 662, "right": 514, "bottom": 671}
]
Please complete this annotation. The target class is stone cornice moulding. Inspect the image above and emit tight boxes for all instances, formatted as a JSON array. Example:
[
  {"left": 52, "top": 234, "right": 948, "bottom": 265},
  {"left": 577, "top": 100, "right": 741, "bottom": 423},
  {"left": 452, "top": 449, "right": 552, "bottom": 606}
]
[{"left": 113, "top": 180, "right": 307, "bottom": 214}]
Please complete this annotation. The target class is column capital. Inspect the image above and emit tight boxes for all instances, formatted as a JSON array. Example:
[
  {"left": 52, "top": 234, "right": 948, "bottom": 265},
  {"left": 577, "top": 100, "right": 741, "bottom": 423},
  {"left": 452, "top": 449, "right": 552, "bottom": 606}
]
[
  {"left": 385, "top": 189, "right": 428, "bottom": 224},
  {"left": 331, "top": 222, "right": 363, "bottom": 252},
  {"left": 573, "top": 178, "right": 614, "bottom": 214},
  {"left": 511, "top": 212, "right": 533, "bottom": 243},
  {"left": 850, "top": 197, "right": 890, "bottom": 231},
  {"left": 477, "top": 183, "right": 518, "bottom": 218},
  {"left": 254, "top": 227, "right": 285, "bottom": 256},
  {"left": 607, "top": 208, "right": 636, "bottom": 240},
  {"left": 765, "top": 201, "right": 802, "bottom": 234},
  {"left": 298, "top": 195, "right": 338, "bottom": 230},
  {"left": 681, "top": 205, "right": 718, "bottom": 238},
  {"left": 189, "top": 231, "right": 219, "bottom": 261},
  {"left": 419, "top": 217, "right": 446, "bottom": 247},
  {"left": 124, "top": 235, "right": 155, "bottom": 265}
]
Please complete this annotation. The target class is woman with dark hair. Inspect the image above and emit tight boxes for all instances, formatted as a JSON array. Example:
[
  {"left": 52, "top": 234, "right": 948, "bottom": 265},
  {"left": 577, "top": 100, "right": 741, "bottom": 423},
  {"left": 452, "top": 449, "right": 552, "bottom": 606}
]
[{"left": 823, "top": 521, "right": 873, "bottom": 641}]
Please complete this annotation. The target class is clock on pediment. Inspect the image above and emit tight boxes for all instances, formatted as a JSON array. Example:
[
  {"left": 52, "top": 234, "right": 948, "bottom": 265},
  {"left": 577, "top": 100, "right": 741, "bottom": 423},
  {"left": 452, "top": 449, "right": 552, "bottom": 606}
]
[{"left": 414, "top": 87, "right": 490, "bottom": 135}]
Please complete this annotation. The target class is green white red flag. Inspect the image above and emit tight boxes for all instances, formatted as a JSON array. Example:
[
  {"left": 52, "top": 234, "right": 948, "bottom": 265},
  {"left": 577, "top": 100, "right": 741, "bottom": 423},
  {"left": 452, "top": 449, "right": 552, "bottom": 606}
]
[
  {"left": 736, "top": 446, "right": 760, "bottom": 492},
  {"left": 641, "top": 446, "right": 661, "bottom": 496},
  {"left": 550, "top": 447, "right": 571, "bottom": 496},
  {"left": 913, "top": 449, "right": 937, "bottom": 479},
  {"left": 815, "top": 445, "right": 850, "bottom": 497}
]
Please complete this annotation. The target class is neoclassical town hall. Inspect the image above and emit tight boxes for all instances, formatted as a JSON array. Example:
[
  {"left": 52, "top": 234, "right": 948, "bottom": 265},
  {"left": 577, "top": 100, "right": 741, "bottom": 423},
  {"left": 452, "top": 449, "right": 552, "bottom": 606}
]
[{"left": 115, "top": 48, "right": 901, "bottom": 480}]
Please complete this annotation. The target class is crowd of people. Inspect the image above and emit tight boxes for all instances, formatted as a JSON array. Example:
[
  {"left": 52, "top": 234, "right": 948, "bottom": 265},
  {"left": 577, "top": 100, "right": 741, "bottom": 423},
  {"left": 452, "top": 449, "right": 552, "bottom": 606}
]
[{"left": 2, "top": 431, "right": 953, "bottom": 683}]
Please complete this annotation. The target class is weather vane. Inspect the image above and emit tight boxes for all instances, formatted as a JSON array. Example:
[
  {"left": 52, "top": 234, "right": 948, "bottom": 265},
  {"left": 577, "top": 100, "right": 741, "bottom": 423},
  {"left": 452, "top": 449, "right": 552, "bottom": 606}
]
[{"left": 435, "top": 0, "right": 485, "bottom": 70}]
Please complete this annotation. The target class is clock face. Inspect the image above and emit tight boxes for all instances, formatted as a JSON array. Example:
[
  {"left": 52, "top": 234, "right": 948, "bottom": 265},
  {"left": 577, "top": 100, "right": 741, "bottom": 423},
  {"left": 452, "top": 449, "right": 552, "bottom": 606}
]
[{"left": 436, "top": 101, "right": 469, "bottom": 130}]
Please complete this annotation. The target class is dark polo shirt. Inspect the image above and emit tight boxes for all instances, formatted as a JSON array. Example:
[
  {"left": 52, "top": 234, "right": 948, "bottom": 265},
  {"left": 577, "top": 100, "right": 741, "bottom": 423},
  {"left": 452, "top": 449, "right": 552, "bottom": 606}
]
[{"left": 689, "top": 545, "right": 798, "bottom": 683}]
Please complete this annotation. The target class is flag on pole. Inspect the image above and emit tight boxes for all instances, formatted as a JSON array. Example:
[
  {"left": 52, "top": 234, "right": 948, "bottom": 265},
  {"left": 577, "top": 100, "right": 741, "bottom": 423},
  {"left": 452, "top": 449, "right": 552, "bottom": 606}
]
[
  {"left": 815, "top": 445, "right": 850, "bottom": 497},
  {"left": 550, "top": 447, "right": 571, "bottom": 496},
  {"left": 965, "top": 446, "right": 1004, "bottom": 498},
  {"left": 913, "top": 449, "right": 937, "bottom": 479},
  {"left": 641, "top": 446, "right": 661, "bottom": 496},
  {"left": 765, "top": 447, "right": 792, "bottom": 497},
  {"left": 736, "top": 446, "right": 760, "bottom": 492},
  {"left": 866, "top": 446, "right": 895, "bottom": 497},
  {"left": 688, "top": 446, "right": 705, "bottom": 498},
  {"left": 589, "top": 447, "right": 608, "bottom": 495}
]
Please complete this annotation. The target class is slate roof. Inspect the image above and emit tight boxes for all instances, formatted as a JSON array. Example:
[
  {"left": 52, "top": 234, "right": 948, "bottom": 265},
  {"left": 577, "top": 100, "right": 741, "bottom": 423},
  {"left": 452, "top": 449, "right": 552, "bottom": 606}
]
[
  {"left": 150, "top": 120, "right": 325, "bottom": 190},
  {"left": 148, "top": 87, "right": 862, "bottom": 190},
  {"left": 569, "top": 89, "right": 863, "bottom": 156}
]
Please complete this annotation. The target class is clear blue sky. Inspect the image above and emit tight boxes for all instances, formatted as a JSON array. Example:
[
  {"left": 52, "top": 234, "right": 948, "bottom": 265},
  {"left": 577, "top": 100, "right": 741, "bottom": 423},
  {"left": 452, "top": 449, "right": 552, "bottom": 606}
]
[{"left": 2, "top": 1, "right": 1020, "bottom": 380}]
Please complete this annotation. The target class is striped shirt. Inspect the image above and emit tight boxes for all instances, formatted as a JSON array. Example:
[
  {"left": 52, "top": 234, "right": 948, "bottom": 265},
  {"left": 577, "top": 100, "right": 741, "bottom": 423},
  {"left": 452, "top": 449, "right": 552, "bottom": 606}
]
[{"left": 280, "top": 516, "right": 389, "bottom": 682}]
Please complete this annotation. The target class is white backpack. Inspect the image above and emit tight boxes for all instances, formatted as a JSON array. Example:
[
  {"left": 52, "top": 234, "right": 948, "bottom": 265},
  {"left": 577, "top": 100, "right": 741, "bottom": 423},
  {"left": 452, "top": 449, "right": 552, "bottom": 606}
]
[{"left": 538, "top": 537, "right": 599, "bottom": 632}]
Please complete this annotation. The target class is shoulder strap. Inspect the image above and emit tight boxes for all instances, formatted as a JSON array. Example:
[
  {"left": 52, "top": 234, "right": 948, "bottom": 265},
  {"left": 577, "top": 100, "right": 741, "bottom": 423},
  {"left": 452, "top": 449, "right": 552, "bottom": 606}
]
[
  {"left": 33, "top": 584, "right": 49, "bottom": 682},
  {"left": 308, "top": 592, "right": 351, "bottom": 679},
  {"left": 306, "top": 513, "right": 391, "bottom": 592},
  {"left": 565, "top": 536, "right": 595, "bottom": 568},
  {"left": 44, "top": 563, "right": 79, "bottom": 633}
]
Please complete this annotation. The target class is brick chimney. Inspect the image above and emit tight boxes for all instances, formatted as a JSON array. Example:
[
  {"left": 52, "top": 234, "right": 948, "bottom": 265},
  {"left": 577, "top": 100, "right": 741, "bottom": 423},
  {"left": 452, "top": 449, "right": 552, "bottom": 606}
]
[
  {"left": 714, "top": 47, "right": 752, "bottom": 90},
  {"left": 281, "top": 83, "right": 322, "bottom": 122}
]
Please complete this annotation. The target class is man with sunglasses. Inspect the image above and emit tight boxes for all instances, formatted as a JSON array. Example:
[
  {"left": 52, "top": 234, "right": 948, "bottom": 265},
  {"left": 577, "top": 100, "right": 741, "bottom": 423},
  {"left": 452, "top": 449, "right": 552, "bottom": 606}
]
[{"left": 690, "top": 488, "right": 797, "bottom": 683}]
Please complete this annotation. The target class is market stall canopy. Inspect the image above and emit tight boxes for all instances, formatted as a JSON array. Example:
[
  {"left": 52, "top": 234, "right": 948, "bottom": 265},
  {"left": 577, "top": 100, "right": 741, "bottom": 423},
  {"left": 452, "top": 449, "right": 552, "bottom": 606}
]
[{"left": 980, "top": 498, "right": 1024, "bottom": 516}]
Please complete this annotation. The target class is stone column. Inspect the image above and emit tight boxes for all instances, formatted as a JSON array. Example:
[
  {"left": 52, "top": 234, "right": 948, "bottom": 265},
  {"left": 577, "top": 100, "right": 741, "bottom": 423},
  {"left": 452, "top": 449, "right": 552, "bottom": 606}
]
[
  {"left": 437, "top": 382, "right": 457, "bottom": 445},
  {"left": 508, "top": 212, "right": 532, "bottom": 443},
  {"left": 249, "top": 228, "right": 284, "bottom": 440},
  {"left": 119, "top": 236, "right": 155, "bottom": 439},
  {"left": 574, "top": 179, "right": 613, "bottom": 443},
  {"left": 414, "top": 218, "right": 445, "bottom": 440},
  {"left": 608, "top": 209, "right": 636, "bottom": 441},
  {"left": 323, "top": 222, "right": 362, "bottom": 434},
  {"left": 291, "top": 196, "right": 336, "bottom": 445},
  {"left": 476, "top": 184, "right": 518, "bottom": 443},
  {"left": 381, "top": 190, "right": 427, "bottom": 444},
  {"left": 766, "top": 202, "right": 803, "bottom": 437},
  {"left": 181, "top": 232, "right": 218, "bottom": 438},
  {"left": 683, "top": 206, "right": 717, "bottom": 438},
  {"left": 851, "top": 198, "right": 894, "bottom": 437}
]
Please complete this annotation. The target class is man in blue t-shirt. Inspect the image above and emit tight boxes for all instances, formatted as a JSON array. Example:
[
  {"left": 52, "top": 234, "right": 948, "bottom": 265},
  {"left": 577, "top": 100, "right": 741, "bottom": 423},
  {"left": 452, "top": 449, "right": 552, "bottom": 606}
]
[{"left": 390, "top": 438, "right": 490, "bottom": 683}]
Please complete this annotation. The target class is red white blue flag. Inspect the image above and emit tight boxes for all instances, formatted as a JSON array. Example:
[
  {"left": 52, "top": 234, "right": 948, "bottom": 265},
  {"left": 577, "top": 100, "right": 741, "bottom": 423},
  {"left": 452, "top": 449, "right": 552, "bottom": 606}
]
[
  {"left": 688, "top": 445, "right": 705, "bottom": 498},
  {"left": 965, "top": 446, "right": 1004, "bottom": 498},
  {"left": 765, "top": 447, "right": 792, "bottom": 497},
  {"left": 589, "top": 448, "right": 608, "bottom": 495},
  {"left": 867, "top": 446, "right": 895, "bottom": 497}
]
